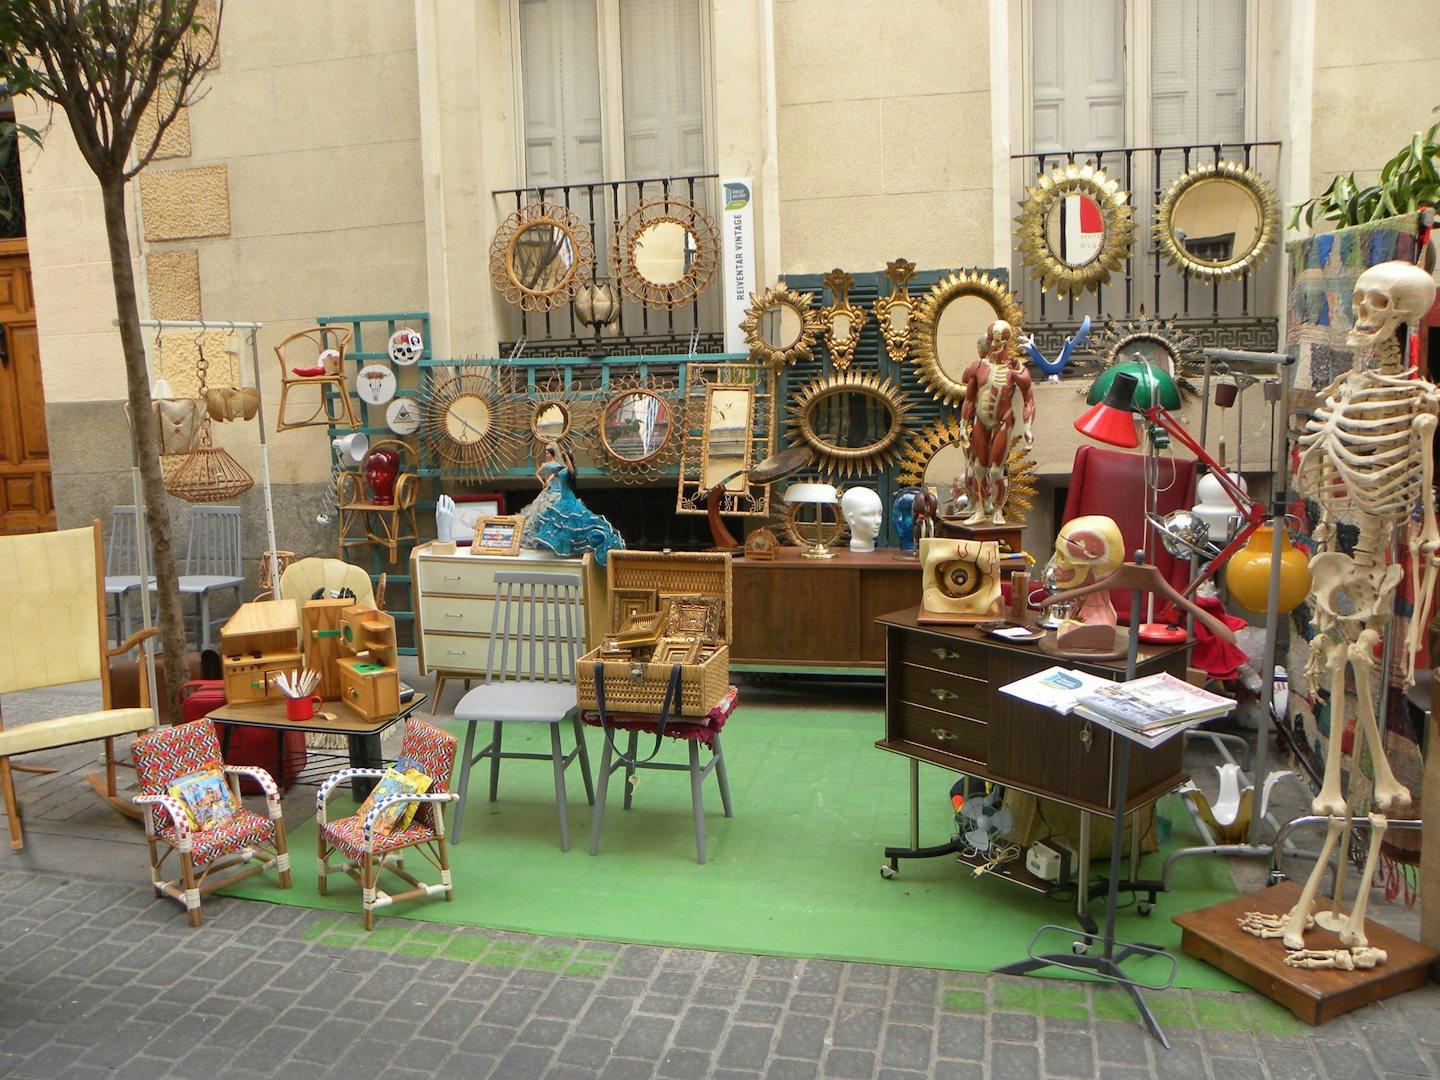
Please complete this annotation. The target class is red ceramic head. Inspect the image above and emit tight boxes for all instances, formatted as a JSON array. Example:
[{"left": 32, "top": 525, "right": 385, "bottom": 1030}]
[{"left": 364, "top": 447, "right": 400, "bottom": 505}]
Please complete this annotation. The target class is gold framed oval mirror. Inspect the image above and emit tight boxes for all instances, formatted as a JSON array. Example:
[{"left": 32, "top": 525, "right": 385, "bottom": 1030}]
[
  {"left": 1015, "top": 163, "right": 1134, "bottom": 296},
  {"left": 589, "top": 374, "right": 680, "bottom": 483},
  {"left": 612, "top": 195, "right": 720, "bottom": 309},
  {"left": 786, "top": 370, "right": 913, "bottom": 478},
  {"left": 488, "top": 202, "right": 596, "bottom": 312},
  {"left": 874, "top": 258, "right": 918, "bottom": 365},
  {"left": 911, "top": 270, "right": 1024, "bottom": 405},
  {"left": 1155, "top": 161, "right": 1278, "bottom": 281},
  {"left": 741, "top": 283, "right": 821, "bottom": 366}
]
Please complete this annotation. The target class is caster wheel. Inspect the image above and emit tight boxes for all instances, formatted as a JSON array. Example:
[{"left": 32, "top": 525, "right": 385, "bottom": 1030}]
[
  {"left": 880, "top": 865, "right": 897, "bottom": 880},
  {"left": 1267, "top": 871, "right": 1288, "bottom": 887},
  {"left": 1137, "top": 902, "right": 1153, "bottom": 916},
  {"left": 1072, "top": 941, "right": 1089, "bottom": 955}
]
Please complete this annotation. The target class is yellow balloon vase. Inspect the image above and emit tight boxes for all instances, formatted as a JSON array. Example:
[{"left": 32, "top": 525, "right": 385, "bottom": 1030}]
[{"left": 1224, "top": 526, "right": 1311, "bottom": 614}]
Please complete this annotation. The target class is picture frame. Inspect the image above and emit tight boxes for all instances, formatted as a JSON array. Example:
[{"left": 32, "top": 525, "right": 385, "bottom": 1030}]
[
  {"left": 450, "top": 492, "right": 507, "bottom": 544},
  {"left": 615, "top": 602, "right": 671, "bottom": 647},
  {"left": 469, "top": 514, "right": 524, "bottom": 557},
  {"left": 666, "top": 595, "right": 723, "bottom": 642},
  {"left": 654, "top": 638, "right": 701, "bottom": 665},
  {"left": 610, "top": 587, "right": 659, "bottom": 629}
]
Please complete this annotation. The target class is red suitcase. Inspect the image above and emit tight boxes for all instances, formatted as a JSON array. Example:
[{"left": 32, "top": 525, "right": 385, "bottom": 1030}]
[{"left": 179, "top": 681, "right": 307, "bottom": 793}]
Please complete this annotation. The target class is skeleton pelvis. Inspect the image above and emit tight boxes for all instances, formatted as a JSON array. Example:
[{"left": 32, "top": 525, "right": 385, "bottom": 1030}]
[{"left": 1308, "top": 551, "right": 1402, "bottom": 620}]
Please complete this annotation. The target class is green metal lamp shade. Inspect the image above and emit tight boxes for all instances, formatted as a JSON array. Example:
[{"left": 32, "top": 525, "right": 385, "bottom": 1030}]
[{"left": 1087, "top": 361, "right": 1181, "bottom": 410}]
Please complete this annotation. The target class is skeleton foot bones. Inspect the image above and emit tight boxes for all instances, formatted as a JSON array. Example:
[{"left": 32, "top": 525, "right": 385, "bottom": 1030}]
[
  {"left": 1283, "top": 947, "right": 1387, "bottom": 971},
  {"left": 1238, "top": 911, "right": 1311, "bottom": 939}
]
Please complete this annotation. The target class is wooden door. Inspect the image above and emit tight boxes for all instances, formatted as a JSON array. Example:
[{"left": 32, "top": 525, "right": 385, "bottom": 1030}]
[{"left": 0, "top": 242, "right": 53, "bottom": 534}]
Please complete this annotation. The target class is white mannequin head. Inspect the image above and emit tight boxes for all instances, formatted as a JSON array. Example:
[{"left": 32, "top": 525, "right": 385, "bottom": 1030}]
[{"left": 841, "top": 487, "right": 884, "bottom": 552}]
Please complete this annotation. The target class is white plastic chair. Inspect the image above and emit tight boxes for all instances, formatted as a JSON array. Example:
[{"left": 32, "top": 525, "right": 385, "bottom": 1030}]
[
  {"left": 104, "top": 506, "right": 152, "bottom": 644},
  {"left": 176, "top": 505, "right": 245, "bottom": 649}
]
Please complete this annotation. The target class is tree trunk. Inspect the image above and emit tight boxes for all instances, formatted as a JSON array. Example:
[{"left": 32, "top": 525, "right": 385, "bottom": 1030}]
[{"left": 98, "top": 178, "right": 188, "bottom": 721}]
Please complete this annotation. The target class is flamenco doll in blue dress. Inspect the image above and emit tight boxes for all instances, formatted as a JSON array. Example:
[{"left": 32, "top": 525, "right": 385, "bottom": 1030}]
[{"left": 520, "top": 442, "right": 625, "bottom": 565}]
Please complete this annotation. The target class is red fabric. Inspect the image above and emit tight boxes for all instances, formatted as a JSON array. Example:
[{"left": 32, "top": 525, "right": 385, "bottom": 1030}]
[
  {"left": 291, "top": 365, "right": 326, "bottom": 377},
  {"left": 1060, "top": 446, "right": 1197, "bottom": 625},
  {"left": 581, "top": 684, "right": 738, "bottom": 746},
  {"left": 1187, "top": 595, "right": 1249, "bottom": 681}
]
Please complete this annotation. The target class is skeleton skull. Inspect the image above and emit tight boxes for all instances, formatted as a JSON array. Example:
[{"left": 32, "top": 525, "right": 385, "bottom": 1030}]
[{"left": 1347, "top": 261, "right": 1438, "bottom": 350}]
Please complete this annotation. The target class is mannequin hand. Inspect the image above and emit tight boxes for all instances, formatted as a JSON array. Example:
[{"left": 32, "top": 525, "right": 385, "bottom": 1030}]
[{"left": 436, "top": 494, "right": 455, "bottom": 542}]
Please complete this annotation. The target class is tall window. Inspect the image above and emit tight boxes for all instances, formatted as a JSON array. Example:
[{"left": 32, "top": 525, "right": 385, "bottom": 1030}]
[
  {"left": 1028, "top": 0, "right": 1248, "bottom": 152},
  {"left": 517, "top": 0, "right": 710, "bottom": 186}
]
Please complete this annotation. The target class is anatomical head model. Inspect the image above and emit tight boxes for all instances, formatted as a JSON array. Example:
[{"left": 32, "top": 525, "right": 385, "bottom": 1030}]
[{"left": 1045, "top": 515, "right": 1124, "bottom": 626}]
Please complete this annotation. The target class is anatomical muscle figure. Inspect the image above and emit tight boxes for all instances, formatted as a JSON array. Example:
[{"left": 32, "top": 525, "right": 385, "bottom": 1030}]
[
  {"left": 1240, "top": 260, "right": 1440, "bottom": 962},
  {"left": 960, "top": 320, "right": 1036, "bottom": 525}
]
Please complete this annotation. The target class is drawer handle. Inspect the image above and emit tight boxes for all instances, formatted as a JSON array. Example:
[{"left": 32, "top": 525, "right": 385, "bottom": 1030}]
[
  {"left": 930, "top": 728, "right": 957, "bottom": 742},
  {"left": 929, "top": 688, "right": 958, "bottom": 702},
  {"left": 446, "top": 650, "right": 465, "bottom": 655},
  {"left": 442, "top": 575, "right": 462, "bottom": 581},
  {"left": 930, "top": 647, "right": 960, "bottom": 661},
  {"left": 444, "top": 612, "right": 464, "bottom": 618},
  {"left": 348, "top": 688, "right": 359, "bottom": 699}
]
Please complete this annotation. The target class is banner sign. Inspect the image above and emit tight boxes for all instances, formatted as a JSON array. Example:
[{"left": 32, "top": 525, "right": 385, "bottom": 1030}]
[{"left": 721, "top": 178, "right": 755, "bottom": 354}]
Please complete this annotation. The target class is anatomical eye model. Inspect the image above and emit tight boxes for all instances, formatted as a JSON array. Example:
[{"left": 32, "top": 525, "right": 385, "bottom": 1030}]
[{"left": 918, "top": 538, "right": 1000, "bottom": 625}]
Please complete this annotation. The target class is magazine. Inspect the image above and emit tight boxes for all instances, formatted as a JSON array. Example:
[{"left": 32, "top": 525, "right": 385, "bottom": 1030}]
[
  {"left": 998, "top": 665, "right": 1114, "bottom": 715},
  {"left": 1075, "top": 672, "right": 1234, "bottom": 732}
]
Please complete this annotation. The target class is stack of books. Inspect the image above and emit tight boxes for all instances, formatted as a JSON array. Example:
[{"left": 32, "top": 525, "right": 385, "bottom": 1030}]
[{"left": 1073, "top": 673, "right": 1234, "bottom": 747}]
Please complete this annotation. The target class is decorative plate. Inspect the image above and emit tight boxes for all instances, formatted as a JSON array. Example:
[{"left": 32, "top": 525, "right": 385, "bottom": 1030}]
[
  {"left": 388, "top": 328, "right": 424, "bottom": 365},
  {"left": 385, "top": 397, "right": 422, "bottom": 435},
  {"left": 356, "top": 363, "right": 397, "bottom": 406}
]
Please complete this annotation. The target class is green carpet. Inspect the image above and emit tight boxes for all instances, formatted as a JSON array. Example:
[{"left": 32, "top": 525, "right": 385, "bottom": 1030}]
[{"left": 220, "top": 706, "right": 1243, "bottom": 991}]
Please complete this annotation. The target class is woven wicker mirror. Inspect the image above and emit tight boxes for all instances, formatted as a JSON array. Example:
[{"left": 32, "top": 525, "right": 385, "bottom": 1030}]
[
  {"left": 488, "top": 202, "right": 596, "bottom": 312},
  {"left": 612, "top": 195, "right": 720, "bottom": 310},
  {"left": 588, "top": 375, "right": 680, "bottom": 484},
  {"left": 911, "top": 270, "right": 1023, "bottom": 406},
  {"left": 676, "top": 361, "right": 775, "bottom": 520}
]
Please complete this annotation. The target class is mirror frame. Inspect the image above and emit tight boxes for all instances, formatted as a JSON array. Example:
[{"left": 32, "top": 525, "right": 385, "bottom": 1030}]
[
  {"left": 873, "top": 257, "right": 918, "bottom": 365},
  {"left": 1015, "top": 162, "right": 1135, "bottom": 296},
  {"left": 910, "top": 270, "right": 1024, "bottom": 406},
  {"left": 741, "top": 282, "right": 821, "bottom": 366},
  {"left": 521, "top": 374, "right": 594, "bottom": 457},
  {"left": 676, "top": 361, "right": 775, "bottom": 518},
  {"left": 819, "top": 269, "right": 867, "bottom": 372},
  {"left": 488, "top": 202, "right": 596, "bottom": 313},
  {"left": 611, "top": 194, "right": 720, "bottom": 309},
  {"left": 419, "top": 369, "right": 523, "bottom": 480},
  {"left": 587, "top": 374, "right": 680, "bottom": 484},
  {"left": 895, "top": 416, "right": 1037, "bottom": 526},
  {"left": 1087, "top": 311, "right": 1202, "bottom": 395},
  {"left": 786, "top": 370, "right": 913, "bottom": 479},
  {"left": 1155, "top": 160, "right": 1278, "bottom": 281}
]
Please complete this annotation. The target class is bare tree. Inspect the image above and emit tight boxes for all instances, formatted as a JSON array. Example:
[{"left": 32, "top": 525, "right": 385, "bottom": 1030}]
[{"left": 0, "top": 1, "right": 223, "bottom": 715}]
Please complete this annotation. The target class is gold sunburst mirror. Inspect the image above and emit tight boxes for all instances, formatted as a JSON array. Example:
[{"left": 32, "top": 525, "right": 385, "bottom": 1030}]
[
  {"left": 611, "top": 194, "right": 720, "bottom": 309},
  {"left": 741, "top": 283, "right": 821, "bottom": 367},
  {"left": 911, "top": 270, "right": 1024, "bottom": 406},
  {"left": 1015, "top": 162, "right": 1134, "bottom": 296},
  {"left": 1086, "top": 310, "right": 1202, "bottom": 395},
  {"left": 873, "top": 258, "right": 918, "bottom": 365},
  {"left": 896, "top": 417, "right": 1037, "bottom": 526},
  {"left": 488, "top": 202, "right": 596, "bottom": 312},
  {"left": 787, "top": 370, "right": 913, "bottom": 479},
  {"left": 587, "top": 373, "right": 680, "bottom": 484},
  {"left": 820, "top": 269, "right": 867, "bottom": 372},
  {"left": 1155, "top": 161, "right": 1278, "bottom": 281}
]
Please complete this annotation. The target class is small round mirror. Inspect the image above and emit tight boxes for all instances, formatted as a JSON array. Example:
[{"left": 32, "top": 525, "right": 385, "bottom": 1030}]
[
  {"left": 1042, "top": 192, "right": 1104, "bottom": 268},
  {"left": 1170, "top": 178, "right": 1262, "bottom": 267},
  {"left": 632, "top": 220, "right": 691, "bottom": 286},
  {"left": 742, "top": 284, "right": 819, "bottom": 366},
  {"left": 602, "top": 391, "right": 672, "bottom": 462},
  {"left": 532, "top": 402, "right": 571, "bottom": 441},
  {"left": 765, "top": 304, "right": 804, "bottom": 351},
  {"left": 489, "top": 202, "right": 595, "bottom": 312},
  {"left": 1114, "top": 334, "right": 1178, "bottom": 377},
  {"left": 1016, "top": 163, "right": 1134, "bottom": 297},
  {"left": 513, "top": 221, "right": 576, "bottom": 292}
]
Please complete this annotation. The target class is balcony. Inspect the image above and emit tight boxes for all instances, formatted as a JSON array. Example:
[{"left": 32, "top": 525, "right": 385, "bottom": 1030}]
[
  {"left": 494, "top": 173, "right": 724, "bottom": 359},
  {"left": 1010, "top": 141, "right": 1283, "bottom": 358}
]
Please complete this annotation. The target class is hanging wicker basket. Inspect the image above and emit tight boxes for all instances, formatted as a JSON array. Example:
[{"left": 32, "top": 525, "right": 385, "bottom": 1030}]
[{"left": 167, "top": 444, "right": 254, "bottom": 502}]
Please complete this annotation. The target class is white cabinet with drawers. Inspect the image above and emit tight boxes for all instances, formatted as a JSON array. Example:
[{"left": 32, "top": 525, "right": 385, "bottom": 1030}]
[{"left": 411, "top": 544, "right": 604, "bottom": 711}]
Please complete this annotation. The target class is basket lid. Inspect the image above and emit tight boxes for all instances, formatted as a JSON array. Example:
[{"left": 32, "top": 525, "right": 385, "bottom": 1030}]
[{"left": 605, "top": 550, "right": 733, "bottom": 645}]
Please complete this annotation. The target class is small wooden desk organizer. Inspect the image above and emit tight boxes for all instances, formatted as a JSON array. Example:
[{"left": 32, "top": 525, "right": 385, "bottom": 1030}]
[
  {"left": 335, "top": 604, "right": 400, "bottom": 720},
  {"left": 220, "top": 600, "right": 303, "bottom": 703},
  {"left": 301, "top": 597, "right": 352, "bottom": 701}
]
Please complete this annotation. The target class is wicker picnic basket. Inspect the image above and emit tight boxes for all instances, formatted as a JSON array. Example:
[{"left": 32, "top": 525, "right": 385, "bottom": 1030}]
[{"left": 576, "top": 550, "right": 732, "bottom": 718}]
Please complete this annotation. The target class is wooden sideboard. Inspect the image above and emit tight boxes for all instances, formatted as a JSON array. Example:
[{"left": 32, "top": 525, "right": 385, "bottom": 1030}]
[
  {"left": 731, "top": 549, "right": 923, "bottom": 672},
  {"left": 875, "top": 607, "right": 1190, "bottom": 817}
]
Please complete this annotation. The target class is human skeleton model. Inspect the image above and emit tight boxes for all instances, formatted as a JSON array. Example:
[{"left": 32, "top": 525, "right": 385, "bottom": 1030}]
[
  {"left": 960, "top": 320, "right": 1036, "bottom": 525},
  {"left": 1240, "top": 260, "right": 1440, "bottom": 964}
]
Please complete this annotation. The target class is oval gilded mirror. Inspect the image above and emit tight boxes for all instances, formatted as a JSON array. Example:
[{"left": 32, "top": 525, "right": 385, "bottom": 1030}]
[
  {"left": 612, "top": 195, "right": 720, "bottom": 309},
  {"left": 1015, "top": 163, "right": 1134, "bottom": 296},
  {"left": 532, "top": 401, "right": 572, "bottom": 442},
  {"left": 786, "top": 371, "right": 913, "bottom": 478},
  {"left": 488, "top": 202, "right": 595, "bottom": 312},
  {"left": 741, "top": 283, "right": 821, "bottom": 366},
  {"left": 911, "top": 270, "right": 1024, "bottom": 405},
  {"left": 1156, "top": 161, "right": 1278, "bottom": 280},
  {"left": 874, "top": 259, "right": 918, "bottom": 365}
]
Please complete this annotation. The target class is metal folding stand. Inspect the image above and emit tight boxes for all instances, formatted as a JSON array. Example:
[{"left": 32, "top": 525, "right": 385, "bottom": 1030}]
[{"left": 994, "top": 578, "right": 1180, "bottom": 1049}]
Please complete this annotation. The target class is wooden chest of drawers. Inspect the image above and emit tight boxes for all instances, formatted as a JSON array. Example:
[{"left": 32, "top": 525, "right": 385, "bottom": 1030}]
[{"left": 877, "top": 607, "right": 1190, "bottom": 815}]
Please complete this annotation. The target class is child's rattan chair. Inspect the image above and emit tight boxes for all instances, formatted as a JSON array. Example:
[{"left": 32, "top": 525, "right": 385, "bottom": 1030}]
[{"left": 274, "top": 326, "right": 358, "bottom": 431}]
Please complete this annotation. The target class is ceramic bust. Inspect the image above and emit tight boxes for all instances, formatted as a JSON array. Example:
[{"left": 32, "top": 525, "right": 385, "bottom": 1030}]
[{"left": 841, "top": 487, "right": 883, "bottom": 553}]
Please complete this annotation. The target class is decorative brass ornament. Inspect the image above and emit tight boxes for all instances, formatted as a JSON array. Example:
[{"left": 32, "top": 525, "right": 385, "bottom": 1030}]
[
  {"left": 910, "top": 270, "right": 1024, "bottom": 406},
  {"left": 873, "top": 258, "right": 918, "bottom": 365},
  {"left": 611, "top": 194, "right": 720, "bottom": 310},
  {"left": 819, "top": 269, "right": 867, "bottom": 372},
  {"left": 1085, "top": 309, "right": 1202, "bottom": 395},
  {"left": 740, "top": 282, "right": 821, "bottom": 367},
  {"left": 1155, "top": 160, "right": 1279, "bottom": 281},
  {"left": 896, "top": 416, "right": 1037, "bottom": 526},
  {"left": 587, "top": 372, "right": 680, "bottom": 484},
  {"left": 419, "top": 369, "right": 522, "bottom": 480},
  {"left": 488, "top": 202, "right": 596, "bottom": 312},
  {"left": 786, "top": 370, "right": 913, "bottom": 479},
  {"left": 676, "top": 361, "right": 774, "bottom": 519},
  {"left": 1015, "top": 162, "right": 1135, "bottom": 296}
]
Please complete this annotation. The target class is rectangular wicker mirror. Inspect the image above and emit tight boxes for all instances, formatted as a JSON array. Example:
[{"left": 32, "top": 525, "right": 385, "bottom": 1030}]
[{"left": 676, "top": 361, "right": 774, "bottom": 520}]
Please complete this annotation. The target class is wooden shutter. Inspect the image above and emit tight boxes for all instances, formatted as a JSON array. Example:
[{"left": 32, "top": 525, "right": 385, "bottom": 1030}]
[
  {"left": 519, "top": 0, "right": 604, "bottom": 185},
  {"left": 1030, "top": 0, "right": 1126, "bottom": 153},
  {"left": 618, "top": 0, "right": 708, "bottom": 177}
]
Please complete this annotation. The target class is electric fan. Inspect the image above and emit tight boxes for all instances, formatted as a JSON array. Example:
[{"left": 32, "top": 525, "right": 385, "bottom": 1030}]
[{"left": 955, "top": 787, "right": 1014, "bottom": 853}]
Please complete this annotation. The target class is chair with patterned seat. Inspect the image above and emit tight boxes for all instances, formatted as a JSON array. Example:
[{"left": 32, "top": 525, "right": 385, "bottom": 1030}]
[
  {"left": 316, "top": 718, "right": 458, "bottom": 930},
  {"left": 130, "top": 718, "right": 292, "bottom": 926}
]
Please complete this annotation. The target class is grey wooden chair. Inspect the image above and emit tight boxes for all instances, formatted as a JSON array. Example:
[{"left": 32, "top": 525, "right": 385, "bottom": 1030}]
[
  {"left": 452, "top": 570, "right": 594, "bottom": 849},
  {"left": 104, "top": 506, "right": 152, "bottom": 645},
  {"left": 176, "top": 505, "right": 245, "bottom": 649}
]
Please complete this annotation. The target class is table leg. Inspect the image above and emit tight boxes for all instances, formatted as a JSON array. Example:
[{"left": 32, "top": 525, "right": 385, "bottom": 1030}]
[
  {"left": 347, "top": 733, "right": 383, "bottom": 800},
  {"left": 909, "top": 759, "right": 920, "bottom": 850},
  {"left": 1077, "top": 812, "right": 1092, "bottom": 920}
]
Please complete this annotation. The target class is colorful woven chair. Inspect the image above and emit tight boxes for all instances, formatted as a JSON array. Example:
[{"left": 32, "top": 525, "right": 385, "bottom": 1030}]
[
  {"left": 131, "top": 719, "right": 292, "bottom": 927},
  {"left": 316, "top": 718, "right": 458, "bottom": 930}
]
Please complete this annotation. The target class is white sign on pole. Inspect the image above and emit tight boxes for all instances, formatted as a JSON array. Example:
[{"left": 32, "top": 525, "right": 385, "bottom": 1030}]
[{"left": 721, "top": 178, "right": 755, "bottom": 355}]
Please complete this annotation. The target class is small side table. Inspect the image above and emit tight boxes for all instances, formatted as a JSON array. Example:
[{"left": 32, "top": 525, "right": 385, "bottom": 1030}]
[{"left": 580, "top": 686, "right": 738, "bottom": 864}]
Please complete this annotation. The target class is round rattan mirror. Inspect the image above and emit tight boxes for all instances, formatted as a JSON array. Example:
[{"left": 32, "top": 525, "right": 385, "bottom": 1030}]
[
  {"left": 786, "top": 371, "right": 913, "bottom": 478},
  {"left": 532, "top": 401, "right": 572, "bottom": 443},
  {"left": 1155, "top": 161, "right": 1278, "bottom": 281},
  {"left": 911, "top": 270, "right": 1024, "bottom": 405},
  {"left": 489, "top": 202, "right": 595, "bottom": 312},
  {"left": 601, "top": 390, "right": 673, "bottom": 465},
  {"left": 1015, "top": 163, "right": 1134, "bottom": 296},
  {"left": 741, "top": 283, "right": 821, "bottom": 366},
  {"left": 612, "top": 195, "right": 720, "bottom": 309}
]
